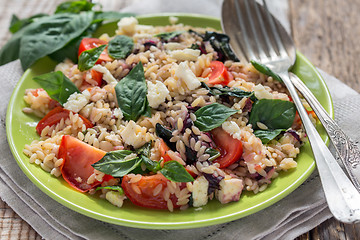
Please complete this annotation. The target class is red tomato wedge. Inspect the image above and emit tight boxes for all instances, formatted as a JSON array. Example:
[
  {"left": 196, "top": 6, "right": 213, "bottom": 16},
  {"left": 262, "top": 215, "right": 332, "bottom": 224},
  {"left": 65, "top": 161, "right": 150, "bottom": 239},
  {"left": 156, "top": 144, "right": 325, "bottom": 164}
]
[
  {"left": 207, "top": 61, "right": 233, "bottom": 86},
  {"left": 78, "top": 38, "right": 112, "bottom": 63},
  {"left": 159, "top": 139, "right": 172, "bottom": 163},
  {"left": 90, "top": 69, "right": 103, "bottom": 86},
  {"left": 36, "top": 106, "right": 93, "bottom": 135},
  {"left": 58, "top": 135, "right": 107, "bottom": 192},
  {"left": 211, "top": 127, "right": 243, "bottom": 168},
  {"left": 121, "top": 173, "right": 179, "bottom": 209}
]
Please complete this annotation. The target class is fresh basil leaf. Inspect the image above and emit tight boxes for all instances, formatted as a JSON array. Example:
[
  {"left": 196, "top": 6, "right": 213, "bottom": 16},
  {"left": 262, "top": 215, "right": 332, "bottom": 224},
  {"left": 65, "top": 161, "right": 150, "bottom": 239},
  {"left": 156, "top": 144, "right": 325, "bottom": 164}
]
[
  {"left": 9, "top": 14, "right": 48, "bottom": 34},
  {"left": 92, "top": 150, "right": 142, "bottom": 177},
  {"left": 93, "top": 12, "right": 136, "bottom": 23},
  {"left": 201, "top": 82, "right": 257, "bottom": 101},
  {"left": 107, "top": 35, "right": 133, "bottom": 59},
  {"left": 78, "top": 44, "right": 107, "bottom": 71},
  {"left": 19, "top": 12, "right": 94, "bottom": 70},
  {"left": 154, "top": 31, "right": 183, "bottom": 41},
  {"left": 140, "top": 155, "right": 162, "bottom": 173},
  {"left": 205, "top": 148, "right": 221, "bottom": 161},
  {"left": 160, "top": 161, "right": 194, "bottom": 182},
  {"left": 194, "top": 103, "right": 237, "bottom": 132},
  {"left": 0, "top": 26, "right": 26, "bottom": 66},
  {"left": 250, "top": 60, "right": 283, "bottom": 83},
  {"left": 249, "top": 99, "right": 296, "bottom": 130},
  {"left": 254, "top": 129, "right": 284, "bottom": 144},
  {"left": 33, "top": 71, "right": 80, "bottom": 105},
  {"left": 135, "top": 141, "right": 152, "bottom": 157},
  {"left": 55, "top": 0, "right": 95, "bottom": 14},
  {"left": 115, "top": 62, "right": 149, "bottom": 121},
  {"left": 155, "top": 123, "right": 176, "bottom": 151},
  {"left": 96, "top": 186, "right": 124, "bottom": 195},
  {"left": 203, "top": 31, "right": 239, "bottom": 62}
]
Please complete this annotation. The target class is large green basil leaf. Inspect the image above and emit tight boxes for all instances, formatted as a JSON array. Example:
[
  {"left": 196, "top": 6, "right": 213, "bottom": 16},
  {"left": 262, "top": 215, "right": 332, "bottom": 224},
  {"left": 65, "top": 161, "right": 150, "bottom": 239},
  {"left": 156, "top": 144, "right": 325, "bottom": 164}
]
[
  {"left": 55, "top": 0, "right": 95, "bottom": 14},
  {"left": 9, "top": 14, "right": 48, "bottom": 34},
  {"left": 78, "top": 44, "right": 107, "bottom": 71},
  {"left": 115, "top": 62, "right": 149, "bottom": 121},
  {"left": 250, "top": 60, "right": 283, "bottom": 83},
  {"left": 0, "top": 26, "right": 26, "bottom": 66},
  {"left": 201, "top": 82, "right": 257, "bottom": 101},
  {"left": 194, "top": 103, "right": 237, "bottom": 132},
  {"left": 249, "top": 99, "right": 296, "bottom": 130},
  {"left": 254, "top": 129, "right": 284, "bottom": 144},
  {"left": 19, "top": 12, "right": 94, "bottom": 70},
  {"left": 154, "top": 31, "right": 183, "bottom": 41},
  {"left": 160, "top": 161, "right": 194, "bottom": 182},
  {"left": 108, "top": 35, "right": 133, "bottom": 59},
  {"left": 92, "top": 150, "right": 142, "bottom": 177},
  {"left": 33, "top": 71, "right": 80, "bottom": 105}
]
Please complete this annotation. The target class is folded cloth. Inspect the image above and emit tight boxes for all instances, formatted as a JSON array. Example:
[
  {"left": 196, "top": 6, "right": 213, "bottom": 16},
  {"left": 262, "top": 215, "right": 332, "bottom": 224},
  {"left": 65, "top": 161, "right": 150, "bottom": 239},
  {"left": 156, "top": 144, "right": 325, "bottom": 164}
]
[{"left": 1, "top": 0, "right": 360, "bottom": 239}]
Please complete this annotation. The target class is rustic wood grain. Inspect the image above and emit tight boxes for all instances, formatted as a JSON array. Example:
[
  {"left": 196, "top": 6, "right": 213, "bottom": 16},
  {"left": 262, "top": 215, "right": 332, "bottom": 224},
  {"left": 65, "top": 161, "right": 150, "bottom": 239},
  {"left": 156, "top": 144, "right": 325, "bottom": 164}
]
[
  {"left": 0, "top": 0, "right": 359, "bottom": 239},
  {"left": 291, "top": 0, "right": 360, "bottom": 238}
]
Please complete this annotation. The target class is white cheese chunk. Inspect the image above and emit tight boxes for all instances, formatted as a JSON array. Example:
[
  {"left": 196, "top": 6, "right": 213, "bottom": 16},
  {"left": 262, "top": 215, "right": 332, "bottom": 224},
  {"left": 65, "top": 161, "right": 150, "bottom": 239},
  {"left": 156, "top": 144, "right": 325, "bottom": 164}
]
[
  {"left": 192, "top": 176, "right": 209, "bottom": 207},
  {"left": 91, "top": 65, "right": 117, "bottom": 85},
  {"left": 116, "top": 16, "right": 138, "bottom": 36},
  {"left": 164, "top": 42, "right": 183, "bottom": 51},
  {"left": 170, "top": 49, "right": 201, "bottom": 61},
  {"left": 105, "top": 191, "right": 126, "bottom": 208},
  {"left": 217, "top": 178, "right": 243, "bottom": 204},
  {"left": 113, "top": 108, "right": 123, "bottom": 120},
  {"left": 253, "top": 84, "right": 273, "bottom": 99},
  {"left": 120, "top": 120, "right": 147, "bottom": 148},
  {"left": 146, "top": 81, "right": 170, "bottom": 108},
  {"left": 63, "top": 90, "right": 90, "bottom": 113},
  {"left": 174, "top": 62, "right": 201, "bottom": 90}
]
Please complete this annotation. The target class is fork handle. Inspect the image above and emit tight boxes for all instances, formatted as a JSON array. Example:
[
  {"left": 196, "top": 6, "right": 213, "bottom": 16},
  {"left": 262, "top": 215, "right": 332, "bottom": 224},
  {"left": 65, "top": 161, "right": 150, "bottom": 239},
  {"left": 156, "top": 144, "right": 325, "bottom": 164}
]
[
  {"left": 290, "top": 73, "right": 360, "bottom": 192},
  {"left": 279, "top": 71, "right": 360, "bottom": 224}
]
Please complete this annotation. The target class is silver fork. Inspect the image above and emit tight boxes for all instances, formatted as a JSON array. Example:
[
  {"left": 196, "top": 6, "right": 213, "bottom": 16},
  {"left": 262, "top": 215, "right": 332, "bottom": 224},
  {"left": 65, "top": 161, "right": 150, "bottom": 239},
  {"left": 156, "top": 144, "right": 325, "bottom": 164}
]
[{"left": 222, "top": 0, "right": 360, "bottom": 223}]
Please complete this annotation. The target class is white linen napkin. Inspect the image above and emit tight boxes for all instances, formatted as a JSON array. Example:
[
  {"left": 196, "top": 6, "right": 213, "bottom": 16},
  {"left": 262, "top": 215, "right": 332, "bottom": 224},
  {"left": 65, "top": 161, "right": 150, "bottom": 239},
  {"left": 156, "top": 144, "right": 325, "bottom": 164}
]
[{"left": 1, "top": 0, "right": 359, "bottom": 239}]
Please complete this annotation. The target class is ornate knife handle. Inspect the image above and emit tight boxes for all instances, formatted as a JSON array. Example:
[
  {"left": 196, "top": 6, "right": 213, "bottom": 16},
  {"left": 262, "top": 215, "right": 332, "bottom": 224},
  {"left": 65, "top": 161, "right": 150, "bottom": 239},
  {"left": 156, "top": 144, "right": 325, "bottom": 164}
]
[{"left": 290, "top": 73, "right": 360, "bottom": 192}]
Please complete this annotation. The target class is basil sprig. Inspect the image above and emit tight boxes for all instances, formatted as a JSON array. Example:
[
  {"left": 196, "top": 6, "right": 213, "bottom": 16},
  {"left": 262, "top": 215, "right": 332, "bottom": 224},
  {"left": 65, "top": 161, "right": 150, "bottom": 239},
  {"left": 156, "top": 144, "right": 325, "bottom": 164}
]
[
  {"left": 92, "top": 150, "right": 142, "bottom": 177},
  {"left": 160, "top": 161, "right": 194, "bottom": 182},
  {"left": 249, "top": 99, "right": 295, "bottom": 143},
  {"left": 250, "top": 60, "right": 283, "bottom": 83},
  {"left": 108, "top": 35, "right": 134, "bottom": 59},
  {"left": 201, "top": 82, "right": 257, "bottom": 101},
  {"left": 154, "top": 31, "right": 183, "bottom": 41},
  {"left": 78, "top": 44, "right": 106, "bottom": 71},
  {"left": 33, "top": 71, "right": 80, "bottom": 105},
  {"left": 115, "top": 62, "right": 151, "bottom": 121},
  {"left": 205, "top": 148, "right": 221, "bottom": 161},
  {"left": 194, "top": 103, "right": 237, "bottom": 132}
]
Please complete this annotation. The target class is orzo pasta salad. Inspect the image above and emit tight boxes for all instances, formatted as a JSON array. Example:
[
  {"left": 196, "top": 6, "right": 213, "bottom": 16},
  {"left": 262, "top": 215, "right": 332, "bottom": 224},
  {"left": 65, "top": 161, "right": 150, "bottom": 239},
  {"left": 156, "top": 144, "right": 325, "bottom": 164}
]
[{"left": 22, "top": 16, "right": 309, "bottom": 211}]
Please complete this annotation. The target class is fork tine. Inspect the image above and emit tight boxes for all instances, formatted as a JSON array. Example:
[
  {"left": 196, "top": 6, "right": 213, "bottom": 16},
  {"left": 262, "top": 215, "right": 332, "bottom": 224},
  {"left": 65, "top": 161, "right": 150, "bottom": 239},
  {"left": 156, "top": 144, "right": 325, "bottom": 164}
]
[
  {"left": 262, "top": 0, "right": 288, "bottom": 58},
  {"left": 234, "top": 0, "right": 256, "bottom": 61}
]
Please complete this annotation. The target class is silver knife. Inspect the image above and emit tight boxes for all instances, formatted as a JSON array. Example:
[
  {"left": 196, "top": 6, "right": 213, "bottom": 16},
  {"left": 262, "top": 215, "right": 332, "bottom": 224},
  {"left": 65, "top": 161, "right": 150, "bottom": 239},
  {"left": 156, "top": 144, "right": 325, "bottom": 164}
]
[{"left": 290, "top": 72, "right": 360, "bottom": 192}]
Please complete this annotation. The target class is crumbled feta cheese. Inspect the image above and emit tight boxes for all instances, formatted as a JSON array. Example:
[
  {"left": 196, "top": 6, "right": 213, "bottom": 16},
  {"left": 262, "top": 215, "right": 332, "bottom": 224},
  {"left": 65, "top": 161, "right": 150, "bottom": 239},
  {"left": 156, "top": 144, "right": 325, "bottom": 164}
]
[
  {"left": 216, "top": 177, "right": 243, "bottom": 204},
  {"left": 116, "top": 16, "right": 138, "bottom": 36},
  {"left": 192, "top": 176, "right": 209, "bottom": 207},
  {"left": 113, "top": 108, "right": 123, "bottom": 120},
  {"left": 91, "top": 65, "right": 117, "bottom": 85},
  {"left": 146, "top": 80, "right": 170, "bottom": 108},
  {"left": 253, "top": 84, "right": 273, "bottom": 99},
  {"left": 170, "top": 49, "right": 201, "bottom": 61},
  {"left": 120, "top": 120, "right": 147, "bottom": 148},
  {"left": 63, "top": 90, "right": 90, "bottom": 113},
  {"left": 222, "top": 121, "right": 242, "bottom": 141},
  {"left": 105, "top": 191, "right": 126, "bottom": 208},
  {"left": 174, "top": 62, "right": 201, "bottom": 90}
]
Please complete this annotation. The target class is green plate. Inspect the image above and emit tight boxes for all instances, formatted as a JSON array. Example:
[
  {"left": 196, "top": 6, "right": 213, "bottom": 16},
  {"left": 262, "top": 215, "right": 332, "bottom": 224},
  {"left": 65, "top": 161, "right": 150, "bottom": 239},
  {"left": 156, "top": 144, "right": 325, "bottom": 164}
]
[{"left": 6, "top": 14, "right": 333, "bottom": 229}]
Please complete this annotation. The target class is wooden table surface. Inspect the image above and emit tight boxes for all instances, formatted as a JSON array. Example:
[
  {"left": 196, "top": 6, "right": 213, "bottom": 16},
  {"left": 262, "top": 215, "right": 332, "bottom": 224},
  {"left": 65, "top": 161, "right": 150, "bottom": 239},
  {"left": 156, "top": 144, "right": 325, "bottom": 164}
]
[{"left": 0, "top": 0, "right": 359, "bottom": 239}]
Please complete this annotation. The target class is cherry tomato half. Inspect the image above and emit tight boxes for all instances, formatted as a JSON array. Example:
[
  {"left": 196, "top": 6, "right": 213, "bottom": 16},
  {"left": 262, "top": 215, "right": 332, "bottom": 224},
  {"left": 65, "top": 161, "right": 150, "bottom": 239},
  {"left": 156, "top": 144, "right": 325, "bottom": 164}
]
[
  {"left": 211, "top": 127, "right": 243, "bottom": 168},
  {"left": 78, "top": 38, "right": 112, "bottom": 63},
  {"left": 121, "top": 173, "right": 179, "bottom": 209},
  {"left": 58, "top": 135, "right": 109, "bottom": 192},
  {"left": 207, "top": 61, "right": 233, "bottom": 86},
  {"left": 159, "top": 139, "right": 173, "bottom": 163},
  {"left": 36, "top": 106, "right": 93, "bottom": 135}
]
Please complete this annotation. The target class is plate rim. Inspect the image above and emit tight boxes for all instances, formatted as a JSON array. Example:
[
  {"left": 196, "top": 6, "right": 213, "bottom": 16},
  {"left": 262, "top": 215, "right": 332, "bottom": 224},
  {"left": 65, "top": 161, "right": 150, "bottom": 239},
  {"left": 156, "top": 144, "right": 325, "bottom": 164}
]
[{"left": 5, "top": 13, "right": 333, "bottom": 229}]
